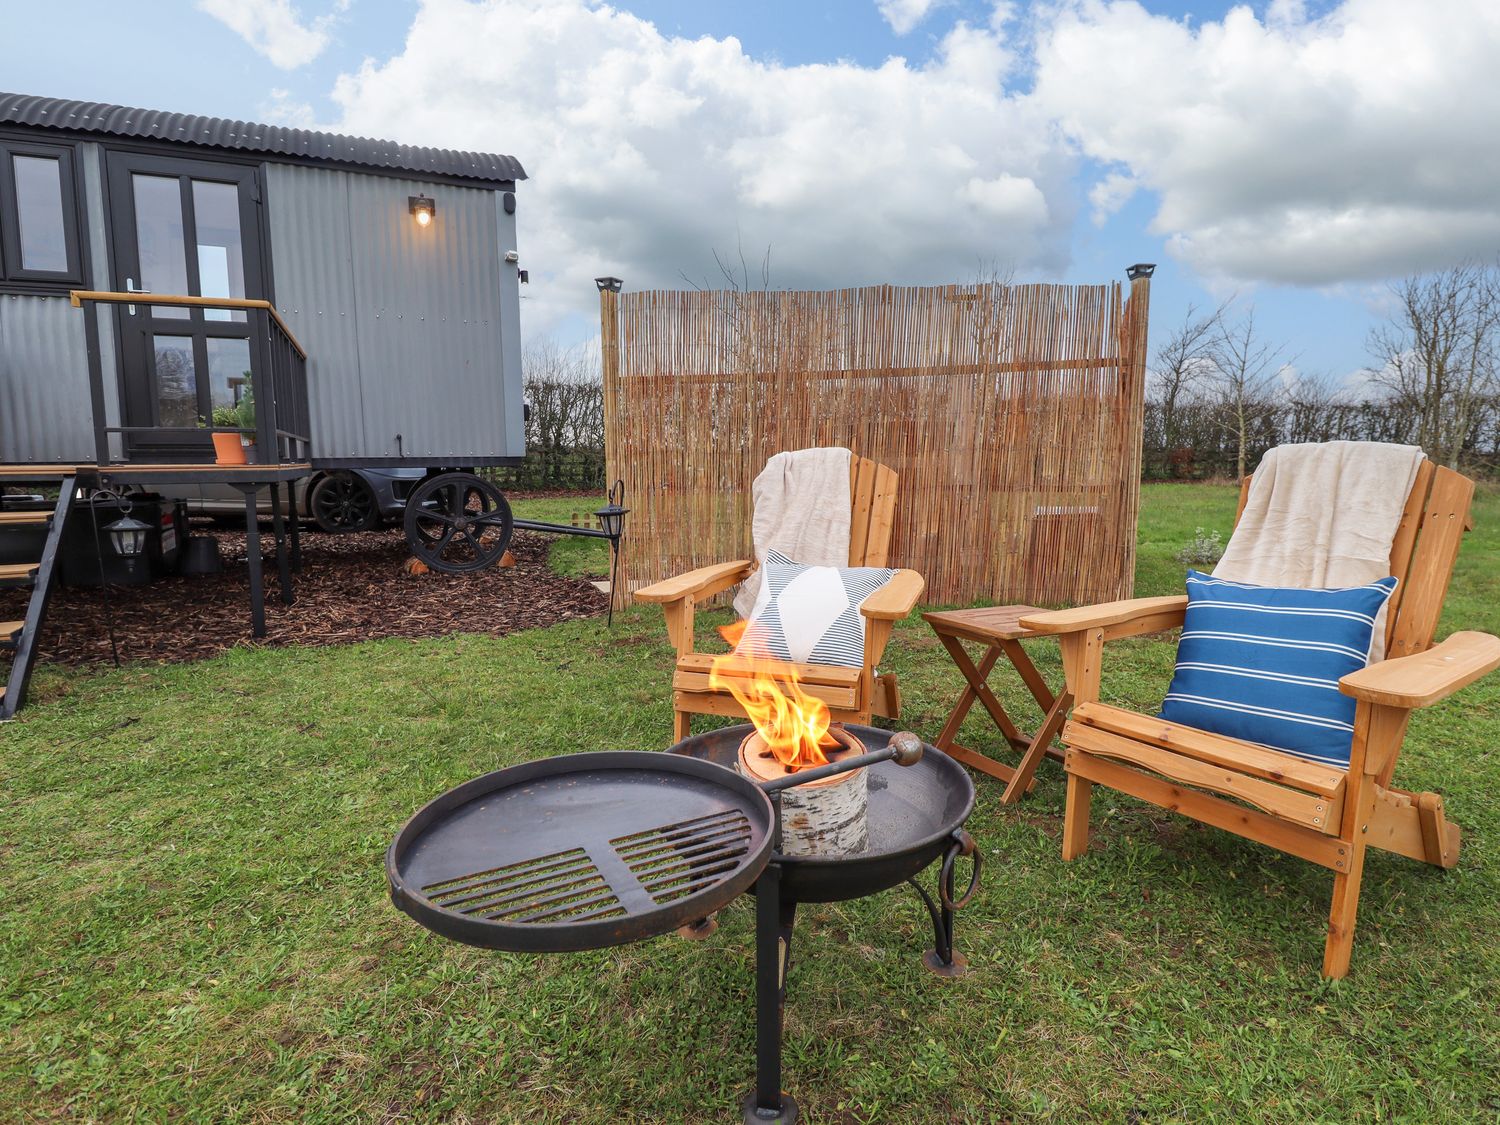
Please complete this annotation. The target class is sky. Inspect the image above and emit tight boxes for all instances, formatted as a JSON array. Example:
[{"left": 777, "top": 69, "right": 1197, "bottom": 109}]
[{"left": 7, "top": 0, "right": 1499, "bottom": 386}]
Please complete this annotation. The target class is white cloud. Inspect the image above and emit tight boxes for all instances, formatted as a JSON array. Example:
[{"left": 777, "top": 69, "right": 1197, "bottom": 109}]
[
  {"left": 876, "top": 0, "right": 950, "bottom": 35},
  {"left": 330, "top": 0, "right": 1072, "bottom": 332},
  {"left": 260, "top": 88, "right": 318, "bottom": 128},
  {"left": 197, "top": 0, "right": 343, "bottom": 69},
  {"left": 1032, "top": 0, "right": 1500, "bottom": 285}
]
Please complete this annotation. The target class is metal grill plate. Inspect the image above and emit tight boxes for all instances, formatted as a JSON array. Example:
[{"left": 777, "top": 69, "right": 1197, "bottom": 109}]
[{"left": 388, "top": 752, "right": 775, "bottom": 952}]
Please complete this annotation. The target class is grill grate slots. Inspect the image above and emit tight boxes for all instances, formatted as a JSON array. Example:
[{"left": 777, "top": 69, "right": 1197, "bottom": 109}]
[
  {"left": 612, "top": 810, "right": 754, "bottom": 905},
  {"left": 424, "top": 846, "right": 626, "bottom": 924}
]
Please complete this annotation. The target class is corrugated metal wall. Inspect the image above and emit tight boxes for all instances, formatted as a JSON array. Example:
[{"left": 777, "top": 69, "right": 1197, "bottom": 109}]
[
  {"left": 0, "top": 294, "right": 93, "bottom": 462},
  {"left": 0, "top": 143, "right": 117, "bottom": 463},
  {"left": 264, "top": 164, "right": 523, "bottom": 462}
]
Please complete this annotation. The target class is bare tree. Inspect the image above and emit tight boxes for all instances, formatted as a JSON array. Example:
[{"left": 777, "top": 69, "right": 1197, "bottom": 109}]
[
  {"left": 1207, "top": 306, "right": 1292, "bottom": 479},
  {"left": 1282, "top": 369, "right": 1349, "bottom": 445},
  {"left": 1149, "top": 300, "right": 1228, "bottom": 465},
  {"left": 522, "top": 339, "right": 604, "bottom": 488},
  {"left": 1366, "top": 261, "right": 1500, "bottom": 468}
]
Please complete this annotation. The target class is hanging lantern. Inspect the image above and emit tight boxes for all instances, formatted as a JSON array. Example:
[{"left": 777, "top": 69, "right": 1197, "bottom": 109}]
[{"left": 105, "top": 513, "right": 151, "bottom": 559}]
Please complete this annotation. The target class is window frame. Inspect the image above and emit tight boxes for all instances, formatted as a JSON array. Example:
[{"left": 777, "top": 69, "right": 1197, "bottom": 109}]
[{"left": 0, "top": 137, "right": 86, "bottom": 291}]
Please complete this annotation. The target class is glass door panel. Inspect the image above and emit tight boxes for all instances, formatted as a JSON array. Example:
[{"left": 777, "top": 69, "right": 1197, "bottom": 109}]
[
  {"left": 206, "top": 337, "right": 253, "bottom": 415},
  {"left": 152, "top": 336, "right": 199, "bottom": 427},
  {"left": 130, "top": 173, "right": 190, "bottom": 318},
  {"left": 192, "top": 179, "right": 246, "bottom": 322}
]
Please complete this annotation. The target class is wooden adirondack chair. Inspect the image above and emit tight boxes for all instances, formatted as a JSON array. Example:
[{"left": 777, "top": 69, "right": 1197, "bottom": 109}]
[
  {"left": 635, "top": 455, "right": 924, "bottom": 741},
  {"left": 1020, "top": 459, "right": 1500, "bottom": 978}
]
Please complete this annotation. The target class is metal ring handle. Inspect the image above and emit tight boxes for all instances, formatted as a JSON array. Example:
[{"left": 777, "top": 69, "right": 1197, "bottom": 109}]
[{"left": 939, "top": 829, "right": 981, "bottom": 911}]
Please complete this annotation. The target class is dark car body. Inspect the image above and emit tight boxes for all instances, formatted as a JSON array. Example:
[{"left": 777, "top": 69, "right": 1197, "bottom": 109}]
[{"left": 164, "top": 467, "right": 426, "bottom": 531}]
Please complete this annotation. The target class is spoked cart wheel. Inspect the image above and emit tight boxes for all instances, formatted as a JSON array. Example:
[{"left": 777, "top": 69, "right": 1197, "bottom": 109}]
[{"left": 403, "top": 471, "right": 514, "bottom": 574}]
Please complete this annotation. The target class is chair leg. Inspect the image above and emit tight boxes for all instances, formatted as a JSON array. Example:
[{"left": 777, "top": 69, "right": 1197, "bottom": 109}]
[
  {"left": 1322, "top": 840, "right": 1369, "bottom": 979},
  {"left": 673, "top": 709, "right": 691, "bottom": 743},
  {"left": 1061, "top": 770, "right": 1092, "bottom": 860}
]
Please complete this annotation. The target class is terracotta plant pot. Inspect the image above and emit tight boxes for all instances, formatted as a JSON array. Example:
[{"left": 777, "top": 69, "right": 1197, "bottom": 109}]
[{"left": 212, "top": 432, "right": 247, "bottom": 465}]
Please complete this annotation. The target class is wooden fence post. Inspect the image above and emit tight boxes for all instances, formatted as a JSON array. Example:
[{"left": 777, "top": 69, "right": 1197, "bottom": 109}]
[
  {"left": 596, "top": 277, "right": 625, "bottom": 611},
  {"left": 1117, "top": 263, "right": 1155, "bottom": 599}
]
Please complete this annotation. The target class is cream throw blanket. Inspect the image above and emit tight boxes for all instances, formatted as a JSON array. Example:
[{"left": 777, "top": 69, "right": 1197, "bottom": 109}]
[
  {"left": 1213, "top": 440, "right": 1425, "bottom": 662},
  {"left": 732, "top": 447, "right": 853, "bottom": 619}
]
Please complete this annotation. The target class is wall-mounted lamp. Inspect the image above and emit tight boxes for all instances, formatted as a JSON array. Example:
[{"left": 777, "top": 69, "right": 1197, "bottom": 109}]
[
  {"left": 1126, "top": 263, "right": 1156, "bottom": 281},
  {"left": 409, "top": 194, "right": 436, "bottom": 228}
]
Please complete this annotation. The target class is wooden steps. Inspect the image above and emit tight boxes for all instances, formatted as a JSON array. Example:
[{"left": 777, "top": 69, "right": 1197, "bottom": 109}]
[
  {"left": 0, "top": 563, "right": 39, "bottom": 586},
  {"left": 1, "top": 477, "right": 75, "bottom": 719},
  {"left": 0, "top": 511, "right": 51, "bottom": 527}
]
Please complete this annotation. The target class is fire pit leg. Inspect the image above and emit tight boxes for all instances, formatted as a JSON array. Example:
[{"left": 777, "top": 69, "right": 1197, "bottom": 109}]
[
  {"left": 911, "top": 829, "right": 981, "bottom": 979},
  {"left": 675, "top": 914, "right": 719, "bottom": 940},
  {"left": 742, "top": 862, "right": 799, "bottom": 1124},
  {"left": 907, "top": 877, "right": 965, "bottom": 978}
]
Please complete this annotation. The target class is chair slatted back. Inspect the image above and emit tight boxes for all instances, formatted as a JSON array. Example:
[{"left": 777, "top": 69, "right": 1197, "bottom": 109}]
[
  {"left": 1387, "top": 465, "right": 1473, "bottom": 658},
  {"left": 1233, "top": 458, "right": 1475, "bottom": 659},
  {"left": 849, "top": 456, "right": 899, "bottom": 567}
]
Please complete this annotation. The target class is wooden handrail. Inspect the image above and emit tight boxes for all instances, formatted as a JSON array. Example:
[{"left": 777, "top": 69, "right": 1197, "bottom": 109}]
[{"left": 69, "top": 290, "right": 307, "bottom": 359}]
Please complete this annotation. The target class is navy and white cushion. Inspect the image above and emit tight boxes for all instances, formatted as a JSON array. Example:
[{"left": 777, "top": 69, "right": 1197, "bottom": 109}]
[
  {"left": 1160, "top": 571, "right": 1398, "bottom": 768},
  {"left": 735, "top": 549, "right": 898, "bottom": 667}
]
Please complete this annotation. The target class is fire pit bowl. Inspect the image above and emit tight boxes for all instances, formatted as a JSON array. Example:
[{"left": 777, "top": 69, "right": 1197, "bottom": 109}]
[{"left": 669, "top": 723, "right": 976, "bottom": 903}]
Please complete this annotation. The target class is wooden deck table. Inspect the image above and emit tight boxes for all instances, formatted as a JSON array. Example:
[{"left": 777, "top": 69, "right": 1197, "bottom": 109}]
[{"left": 921, "top": 605, "right": 1071, "bottom": 804}]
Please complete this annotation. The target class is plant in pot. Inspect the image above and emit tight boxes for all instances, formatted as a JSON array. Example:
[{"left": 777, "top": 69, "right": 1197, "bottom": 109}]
[
  {"left": 235, "top": 375, "right": 259, "bottom": 464},
  {"left": 208, "top": 404, "right": 247, "bottom": 465}
]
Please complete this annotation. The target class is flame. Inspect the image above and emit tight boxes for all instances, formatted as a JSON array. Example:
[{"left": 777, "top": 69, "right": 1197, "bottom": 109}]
[{"left": 711, "top": 619, "right": 834, "bottom": 771}]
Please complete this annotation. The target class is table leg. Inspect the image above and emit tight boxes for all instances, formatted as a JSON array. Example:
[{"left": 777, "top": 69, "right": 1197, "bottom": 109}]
[
  {"left": 999, "top": 638, "right": 1057, "bottom": 713},
  {"left": 932, "top": 637, "right": 1002, "bottom": 751},
  {"left": 999, "top": 690, "right": 1073, "bottom": 805},
  {"left": 937, "top": 633, "right": 1025, "bottom": 747}
]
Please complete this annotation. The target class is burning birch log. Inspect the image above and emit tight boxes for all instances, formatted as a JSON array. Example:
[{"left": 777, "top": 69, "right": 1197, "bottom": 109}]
[{"left": 737, "top": 726, "right": 869, "bottom": 857}]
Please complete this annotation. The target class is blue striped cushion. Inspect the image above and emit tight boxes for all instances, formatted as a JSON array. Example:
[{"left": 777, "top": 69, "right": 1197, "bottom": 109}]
[
  {"left": 735, "top": 549, "right": 898, "bottom": 667},
  {"left": 1160, "top": 571, "right": 1398, "bottom": 768}
]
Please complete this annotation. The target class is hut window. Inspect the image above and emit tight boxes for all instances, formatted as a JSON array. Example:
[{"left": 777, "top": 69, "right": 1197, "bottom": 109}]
[{"left": 0, "top": 140, "right": 83, "bottom": 288}]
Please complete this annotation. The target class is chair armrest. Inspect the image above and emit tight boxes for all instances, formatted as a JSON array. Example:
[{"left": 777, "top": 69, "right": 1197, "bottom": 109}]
[
  {"left": 860, "top": 569, "right": 925, "bottom": 621},
  {"left": 1020, "top": 596, "right": 1187, "bottom": 635},
  {"left": 1340, "top": 631, "right": 1500, "bottom": 709},
  {"left": 634, "top": 560, "right": 754, "bottom": 604}
]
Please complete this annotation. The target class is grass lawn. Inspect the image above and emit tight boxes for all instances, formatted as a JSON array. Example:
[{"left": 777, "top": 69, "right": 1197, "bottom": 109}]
[{"left": 4, "top": 484, "right": 1498, "bottom": 1123}]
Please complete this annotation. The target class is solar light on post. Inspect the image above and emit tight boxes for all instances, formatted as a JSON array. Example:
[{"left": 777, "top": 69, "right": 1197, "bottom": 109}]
[{"left": 594, "top": 479, "right": 629, "bottom": 625}]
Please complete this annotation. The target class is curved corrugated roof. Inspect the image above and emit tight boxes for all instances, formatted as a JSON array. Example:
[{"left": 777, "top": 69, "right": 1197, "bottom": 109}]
[{"left": 0, "top": 92, "right": 526, "bottom": 184}]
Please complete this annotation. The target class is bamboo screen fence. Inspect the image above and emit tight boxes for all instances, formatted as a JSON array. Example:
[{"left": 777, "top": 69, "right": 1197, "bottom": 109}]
[{"left": 601, "top": 276, "right": 1151, "bottom": 607}]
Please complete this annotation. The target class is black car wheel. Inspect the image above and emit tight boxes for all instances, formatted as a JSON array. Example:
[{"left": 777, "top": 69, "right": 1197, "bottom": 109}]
[{"left": 310, "top": 472, "right": 379, "bottom": 533}]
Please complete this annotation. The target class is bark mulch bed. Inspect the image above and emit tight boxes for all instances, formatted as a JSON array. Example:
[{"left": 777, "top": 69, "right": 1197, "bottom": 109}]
[{"left": 0, "top": 523, "right": 607, "bottom": 668}]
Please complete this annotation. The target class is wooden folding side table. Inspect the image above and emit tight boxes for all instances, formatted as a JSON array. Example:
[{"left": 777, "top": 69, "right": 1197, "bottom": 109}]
[{"left": 922, "top": 605, "right": 1072, "bottom": 805}]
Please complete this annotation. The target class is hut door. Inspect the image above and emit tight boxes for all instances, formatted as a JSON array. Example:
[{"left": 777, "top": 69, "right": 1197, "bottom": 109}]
[{"left": 105, "top": 152, "right": 266, "bottom": 457}]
